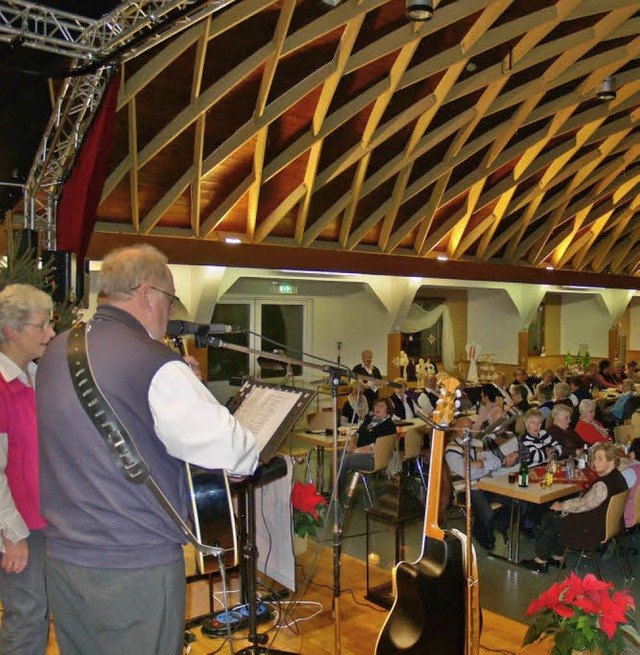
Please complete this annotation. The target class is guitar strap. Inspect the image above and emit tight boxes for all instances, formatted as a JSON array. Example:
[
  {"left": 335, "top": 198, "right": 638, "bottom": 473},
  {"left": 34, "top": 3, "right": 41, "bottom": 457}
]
[{"left": 66, "top": 323, "right": 223, "bottom": 557}]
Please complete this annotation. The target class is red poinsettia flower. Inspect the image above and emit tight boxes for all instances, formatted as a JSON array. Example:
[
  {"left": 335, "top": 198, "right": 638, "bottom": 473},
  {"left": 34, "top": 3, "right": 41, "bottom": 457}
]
[
  {"left": 527, "top": 581, "right": 564, "bottom": 615},
  {"left": 291, "top": 482, "right": 327, "bottom": 520}
]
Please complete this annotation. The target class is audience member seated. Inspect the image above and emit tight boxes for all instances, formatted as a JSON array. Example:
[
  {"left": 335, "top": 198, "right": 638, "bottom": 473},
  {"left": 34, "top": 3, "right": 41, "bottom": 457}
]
[
  {"left": 454, "top": 379, "right": 474, "bottom": 412},
  {"left": 574, "top": 399, "right": 612, "bottom": 445},
  {"left": 622, "top": 438, "right": 640, "bottom": 528},
  {"left": 584, "top": 362, "right": 601, "bottom": 391},
  {"left": 492, "top": 372, "right": 512, "bottom": 406},
  {"left": 603, "top": 378, "right": 636, "bottom": 424},
  {"left": 473, "top": 384, "right": 503, "bottom": 430},
  {"left": 341, "top": 382, "right": 369, "bottom": 426},
  {"left": 547, "top": 404, "right": 585, "bottom": 458},
  {"left": 510, "top": 367, "right": 536, "bottom": 400},
  {"left": 535, "top": 369, "right": 555, "bottom": 396},
  {"left": 595, "top": 359, "right": 618, "bottom": 390},
  {"left": 613, "top": 362, "right": 627, "bottom": 384},
  {"left": 520, "top": 409, "right": 562, "bottom": 465},
  {"left": 338, "top": 398, "right": 396, "bottom": 493},
  {"left": 552, "top": 382, "right": 573, "bottom": 408},
  {"left": 444, "top": 421, "right": 517, "bottom": 550},
  {"left": 553, "top": 366, "right": 568, "bottom": 384},
  {"left": 626, "top": 360, "right": 640, "bottom": 383},
  {"left": 537, "top": 386, "right": 554, "bottom": 419},
  {"left": 352, "top": 349, "right": 382, "bottom": 409},
  {"left": 521, "top": 443, "right": 627, "bottom": 573},
  {"left": 511, "top": 385, "right": 530, "bottom": 413},
  {"left": 568, "top": 375, "right": 591, "bottom": 408},
  {"left": 390, "top": 379, "right": 419, "bottom": 420},
  {"left": 417, "top": 374, "right": 440, "bottom": 415}
]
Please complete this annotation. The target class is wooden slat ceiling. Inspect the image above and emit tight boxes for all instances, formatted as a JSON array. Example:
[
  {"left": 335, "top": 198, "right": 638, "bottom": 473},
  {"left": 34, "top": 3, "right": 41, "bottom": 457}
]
[{"left": 93, "top": 0, "right": 640, "bottom": 282}]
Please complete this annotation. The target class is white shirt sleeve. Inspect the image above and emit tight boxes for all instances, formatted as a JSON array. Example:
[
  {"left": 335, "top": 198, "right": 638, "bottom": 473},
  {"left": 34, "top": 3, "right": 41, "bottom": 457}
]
[
  {"left": 148, "top": 361, "right": 259, "bottom": 476},
  {"left": 0, "top": 433, "right": 29, "bottom": 549},
  {"left": 417, "top": 393, "right": 433, "bottom": 414}
]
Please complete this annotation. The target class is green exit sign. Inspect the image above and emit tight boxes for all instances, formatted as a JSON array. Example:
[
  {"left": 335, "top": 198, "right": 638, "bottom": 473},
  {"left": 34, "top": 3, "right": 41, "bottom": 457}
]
[{"left": 272, "top": 282, "right": 298, "bottom": 294}]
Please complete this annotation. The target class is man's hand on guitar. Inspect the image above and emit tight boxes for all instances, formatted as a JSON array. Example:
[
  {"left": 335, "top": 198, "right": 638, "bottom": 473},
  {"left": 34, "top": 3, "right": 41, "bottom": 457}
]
[{"left": 183, "top": 355, "right": 202, "bottom": 381}]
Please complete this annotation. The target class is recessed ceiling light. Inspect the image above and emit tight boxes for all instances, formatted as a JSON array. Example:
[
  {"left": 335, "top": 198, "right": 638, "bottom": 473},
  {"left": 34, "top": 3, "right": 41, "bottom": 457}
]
[
  {"left": 224, "top": 237, "right": 242, "bottom": 244},
  {"left": 545, "top": 266, "right": 554, "bottom": 271},
  {"left": 437, "top": 255, "right": 448, "bottom": 262}
]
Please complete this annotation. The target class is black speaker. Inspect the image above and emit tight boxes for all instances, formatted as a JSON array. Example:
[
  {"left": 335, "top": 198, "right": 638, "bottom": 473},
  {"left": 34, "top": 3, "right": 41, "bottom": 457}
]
[
  {"left": 16, "top": 229, "right": 39, "bottom": 260},
  {"left": 41, "top": 250, "right": 76, "bottom": 303}
]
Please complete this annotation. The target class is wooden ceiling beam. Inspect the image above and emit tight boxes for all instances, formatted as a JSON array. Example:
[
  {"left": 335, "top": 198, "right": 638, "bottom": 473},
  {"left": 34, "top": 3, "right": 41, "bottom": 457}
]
[
  {"left": 127, "top": 97, "right": 139, "bottom": 232},
  {"left": 200, "top": 175, "right": 254, "bottom": 239}
]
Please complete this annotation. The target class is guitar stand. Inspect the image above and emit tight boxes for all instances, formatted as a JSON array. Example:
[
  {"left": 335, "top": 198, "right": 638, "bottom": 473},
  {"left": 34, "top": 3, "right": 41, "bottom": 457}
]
[{"left": 237, "top": 476, "right": 296, "bottom": 655}]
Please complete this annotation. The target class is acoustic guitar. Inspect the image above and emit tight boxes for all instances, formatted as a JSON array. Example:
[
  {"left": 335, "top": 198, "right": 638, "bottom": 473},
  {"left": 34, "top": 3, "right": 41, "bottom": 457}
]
[{"left": 375, "top": 376, "right": 481, "bottom": 655}]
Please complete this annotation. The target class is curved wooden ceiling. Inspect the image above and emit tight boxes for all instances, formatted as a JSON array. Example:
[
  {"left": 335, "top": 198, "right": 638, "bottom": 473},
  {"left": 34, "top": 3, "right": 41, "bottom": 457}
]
[{"left": 94, "top": 0, "right": 640, "bottom": 282}]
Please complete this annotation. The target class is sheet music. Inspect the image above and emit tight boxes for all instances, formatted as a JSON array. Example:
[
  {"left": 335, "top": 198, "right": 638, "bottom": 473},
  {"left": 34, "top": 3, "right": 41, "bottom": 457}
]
[{"left": 232, "top": 386, "right": 301, "bottom": 453}]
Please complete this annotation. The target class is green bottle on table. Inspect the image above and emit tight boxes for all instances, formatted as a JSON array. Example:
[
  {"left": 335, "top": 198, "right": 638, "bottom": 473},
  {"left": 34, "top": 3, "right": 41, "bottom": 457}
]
[{"left": 518, "top": 457, "right": 529, "bottom": 488}]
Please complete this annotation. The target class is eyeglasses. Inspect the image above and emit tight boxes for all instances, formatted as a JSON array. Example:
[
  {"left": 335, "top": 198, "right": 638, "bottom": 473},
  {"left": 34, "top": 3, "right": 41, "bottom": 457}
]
[
  {"left": 23, "top": 320, "right": 53, "bottom": 332},
  {"left": 131, "top": 285, "right": 180, "bottom": 310}
]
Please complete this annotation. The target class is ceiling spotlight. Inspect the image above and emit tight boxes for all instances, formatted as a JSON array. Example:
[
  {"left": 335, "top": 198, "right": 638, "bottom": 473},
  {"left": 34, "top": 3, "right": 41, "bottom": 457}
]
[
  {"left": 597, "top": 76, "right": 616, "bottom": 101},
  {"left": 406, "top": 0, "right": 433, "bottom": 21}
]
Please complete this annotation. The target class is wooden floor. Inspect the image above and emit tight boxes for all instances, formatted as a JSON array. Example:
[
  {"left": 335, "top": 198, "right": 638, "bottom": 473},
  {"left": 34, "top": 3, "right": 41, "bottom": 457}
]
[{"left": 45, "top": 545, "right": 551, "bottom": 655}]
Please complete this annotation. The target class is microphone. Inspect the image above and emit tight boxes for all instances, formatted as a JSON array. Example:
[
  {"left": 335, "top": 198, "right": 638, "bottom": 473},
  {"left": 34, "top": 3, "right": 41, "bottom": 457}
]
[{"left": 166, "top": 320, "right": 242, "bottom": 336}]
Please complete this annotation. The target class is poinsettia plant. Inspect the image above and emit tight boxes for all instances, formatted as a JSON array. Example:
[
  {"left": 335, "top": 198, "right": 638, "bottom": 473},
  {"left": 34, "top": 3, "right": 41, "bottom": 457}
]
[
  {"left": 523, "top": 573, "right": 640, "bottom": 655},
  {"left": 291, "top": 482, "right": 327, "bottom": 538}
]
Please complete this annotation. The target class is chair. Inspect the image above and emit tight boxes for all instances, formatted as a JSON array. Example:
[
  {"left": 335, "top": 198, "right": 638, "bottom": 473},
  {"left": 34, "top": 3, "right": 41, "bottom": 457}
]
[
  {"left": 614, "top": 424, "right": 633, "bottom": 445},
  {"left": 351, "top": 434, "right": 397, "bottom": 506},
  {"left": 277, "top": 442, "right": 313, "bottom": 484},
  {"left": 402, "top": 428, "right": 428, "bottom": 491},
  {"left": 555, "top": 490, "right": 630, "bottom": 581},
  {"left": 545, "top": 414, "right": 553, "bottom": 431},
  {"left": 514, "top": 415, "right": 526, "bottom": 437}
]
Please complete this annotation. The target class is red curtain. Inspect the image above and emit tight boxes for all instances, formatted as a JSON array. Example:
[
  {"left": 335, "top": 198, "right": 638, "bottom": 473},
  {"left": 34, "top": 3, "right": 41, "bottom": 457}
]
[{"left": 56, "top": 69, "right": 121, "bottom": 261}]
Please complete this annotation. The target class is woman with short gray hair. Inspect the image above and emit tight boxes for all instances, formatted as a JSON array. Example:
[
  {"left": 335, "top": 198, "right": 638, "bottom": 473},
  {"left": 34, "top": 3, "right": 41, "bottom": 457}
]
[
  {"left": 575, "top": 399, "right": 611, "bottom": 445},
  {"left": 0, "top": 283, "right": 55, "bottom": 654}
]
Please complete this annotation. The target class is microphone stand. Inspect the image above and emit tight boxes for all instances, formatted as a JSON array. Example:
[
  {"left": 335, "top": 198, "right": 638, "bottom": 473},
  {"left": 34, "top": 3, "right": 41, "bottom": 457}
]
[{"left": 196, "top": 334, "right": 400, "bottom": 654}]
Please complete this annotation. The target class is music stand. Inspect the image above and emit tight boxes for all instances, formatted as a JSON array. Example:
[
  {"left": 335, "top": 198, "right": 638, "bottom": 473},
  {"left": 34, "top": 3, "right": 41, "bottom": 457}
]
[{"left": 201, "top": 377, "right": 315, "bottom": 654}]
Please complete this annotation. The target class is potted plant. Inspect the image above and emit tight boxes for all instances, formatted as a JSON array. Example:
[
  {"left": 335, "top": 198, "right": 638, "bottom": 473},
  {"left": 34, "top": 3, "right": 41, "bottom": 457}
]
[
  {"left": 523, "top": 573, "right": 640, "bottom": 655},
  {"left": 291, "top": 482, "right": 327, "bottom": 554}
]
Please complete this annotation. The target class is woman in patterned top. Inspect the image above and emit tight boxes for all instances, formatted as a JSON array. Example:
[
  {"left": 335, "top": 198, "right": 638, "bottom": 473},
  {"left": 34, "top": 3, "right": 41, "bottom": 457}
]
[{"left": 520, "top": 408, "right": 562, "bottom": 465}]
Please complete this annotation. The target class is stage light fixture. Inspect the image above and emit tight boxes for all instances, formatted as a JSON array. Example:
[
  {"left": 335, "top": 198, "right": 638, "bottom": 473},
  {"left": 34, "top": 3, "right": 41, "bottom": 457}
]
[
  {"left": 597, "top": 76, "right": 616, "bottom": 101},
  {"left": 406, "top": 0, "right": 433, "bottom": 21}
]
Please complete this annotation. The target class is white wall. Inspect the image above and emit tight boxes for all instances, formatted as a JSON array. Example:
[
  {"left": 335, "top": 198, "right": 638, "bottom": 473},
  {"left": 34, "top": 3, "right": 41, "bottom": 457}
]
[
  {"left": 630, "top": 300, "right": 640, "bottom": 351},
  {"left": 560, "top": 295, "right": 610, "bottom": 357},
  {"left": 467, "top": 288, "right": 520, "bottom": 364}
]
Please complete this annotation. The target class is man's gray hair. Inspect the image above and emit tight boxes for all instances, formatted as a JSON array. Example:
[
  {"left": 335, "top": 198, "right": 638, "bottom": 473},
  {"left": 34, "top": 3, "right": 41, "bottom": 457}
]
[
  {"left": 97, "top": 244, "right": 169, "bottom": 301},
  {"left": 0, "top": 284, "right": 53, "bottom": 344}
]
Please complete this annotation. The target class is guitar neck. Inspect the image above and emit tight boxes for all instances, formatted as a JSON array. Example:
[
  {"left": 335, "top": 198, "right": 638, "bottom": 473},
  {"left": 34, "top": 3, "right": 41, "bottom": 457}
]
[{"left": 425, "top": 424, "right": 447, "bottom": 541}]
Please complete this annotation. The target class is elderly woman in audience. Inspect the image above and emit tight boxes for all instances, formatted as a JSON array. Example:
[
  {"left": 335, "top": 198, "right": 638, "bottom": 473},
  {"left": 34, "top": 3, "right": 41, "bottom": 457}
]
[
  {"left": 622, "top": 438, "right": 640, "bottom": 528},
  {"left": 535, "top": 369, "right": 555, "bottom": 395},
  {"left": 574, "top": 399, "right": 611, "bottom": 445},
  {"left": 626, "top": 361, "right": 640, "bottom": 382},
  {"left": 552, "top": 382, "right": 573, "bottom": 408},
  {"left": 520, "top": 409, "right": 562, "bottom": 465},
  {"left": 510, "top": 367, "right": 536, "bottom": 400},
  {"left": 568, "top": 375, "right": 591, "bottom": 408},
  {"left": 604, "top": 377, "right": 636, "bottom": 423},
  {"left": 536, "top": 386, "right": 554, "bottom": 420},
  {"left": 521, "top": 442, "right": 627, "bottom": 573},
  {"left": 338, "top": 397, "right": 396, "bottom": 493},
  {"left": 341, "top": 382, "right": 369, "bottom": 426},
  {"left": 511, "top": 385, "right": 530, "bottom": 413},
  {"left": 546, "top": 404, "right": 585, "bottom": 458}
]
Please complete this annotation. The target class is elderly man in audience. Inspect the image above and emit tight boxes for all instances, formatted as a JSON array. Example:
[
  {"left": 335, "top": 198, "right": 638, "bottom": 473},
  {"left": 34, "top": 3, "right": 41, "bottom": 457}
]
[
  {"left": 417, "top": 373, "right": 439, "bottom": 416},
  {"left": 520, "top": 409, "right": 562, "bottom": 465},
  {"left": 390, "top": 379, "right": 419, "bottom": 420},
  {"left": 511, "top": 385, "right": 530, "bottom": 413},
  {"left": 510, "top": 367, "right": 536, "bottom": 400},
  {"left": 604, "top": 378, "right": 636, "bottom": 423},
  {"left": 537, "top": 386, "right": 554, "bottom": 420},
  {"left": 547, "top": 404, "right": 585, "bottom": 458},
  {"left": 622, "top": 438, "right": 640, "bottom": 529},
  {"left": 521, "top": 443, "right": 627, "bottom": 573},
  {"left": 568, "top": 376, "right": 591, "bottom": 408},
  {"left": 552, "top": 382, "right": 573, "bottom": 408},
  {"left": 492, "top": 372, "right": 512, "bottom": 406},
  {"left": 574, "top": 399, "right": 611, "bottom": 445},
  {"left": 444, "top": 419, "right": 517, "bottom": 551}
]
